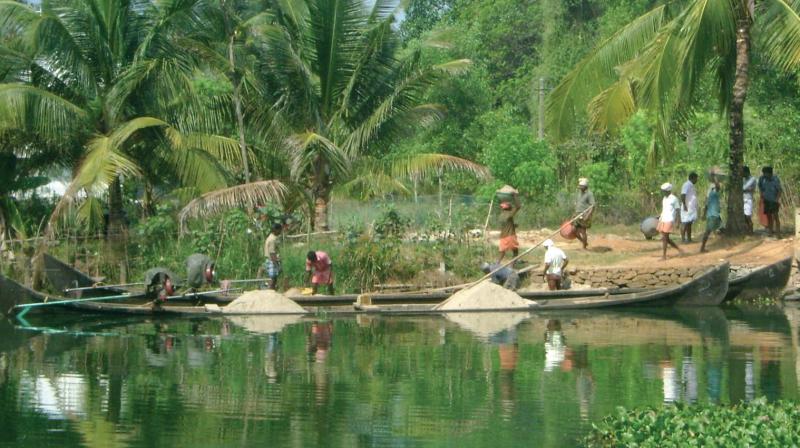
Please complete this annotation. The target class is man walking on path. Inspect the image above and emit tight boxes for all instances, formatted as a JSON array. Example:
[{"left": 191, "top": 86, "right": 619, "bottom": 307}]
[
  {"left": 700, "top": 176, "right": 723, "bottom": 253},
  {"left": 680, "top": 173, "right": 699, "bottom": 243},
  {"left": 758, "top": 166, "right": 782, "bottom": 237},
  {"left": 542, "top": 239, "right": 569, "bottom": 290},
  {"left": 657, "top": 183, "right": 684, "bottom": 260},
  {"left": 742, "top": 166, "right": 756, "bottom": 234},
  {"left": 497, "top": 192, "right": 521, "bottom": 263},
  {"left": 574, "top": 178, "right": 595, "bottom": 249}
]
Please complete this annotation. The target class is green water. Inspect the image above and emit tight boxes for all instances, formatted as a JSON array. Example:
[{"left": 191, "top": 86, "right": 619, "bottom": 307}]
[{"left": 2, "top": 305, "right": 799, "bottom": 447}]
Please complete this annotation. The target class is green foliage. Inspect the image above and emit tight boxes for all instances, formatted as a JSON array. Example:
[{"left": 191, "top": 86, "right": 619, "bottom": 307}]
[
  {"left": 584, "top": 398, "right": 800, "bottom": 447},
  {"left": 478, "top": 109, "right": 557, "bottom": 196},
  {"left": 373, "top": 206, "right": 410, "bottom": 238}
]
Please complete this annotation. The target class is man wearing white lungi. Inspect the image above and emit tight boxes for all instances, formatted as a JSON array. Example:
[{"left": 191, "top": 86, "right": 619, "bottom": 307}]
[
  {"left": 680, "top": 172, "right": 699, "bottom": 243},
  {"left": 742, "top": 165, "right": 756, "bottom": 234}
]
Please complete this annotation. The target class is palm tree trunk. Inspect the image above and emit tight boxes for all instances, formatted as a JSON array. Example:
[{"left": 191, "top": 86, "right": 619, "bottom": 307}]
[
  {"left": 726, "top": 12, "right": 751, "bottom": 235},
  {"left": 229, "top": 35, "right": 250, "bottom": 183},
  {"left": 312, "top": 158, "right": 331, "bottom": 231},
  {"left": 108, "top": 176, "right": 128, "bottom": 282}
]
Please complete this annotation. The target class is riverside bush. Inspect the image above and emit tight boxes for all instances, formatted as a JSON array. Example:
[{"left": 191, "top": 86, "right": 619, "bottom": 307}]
[{"left": 584, "top": 398, "right": 800, "bottom": 447}]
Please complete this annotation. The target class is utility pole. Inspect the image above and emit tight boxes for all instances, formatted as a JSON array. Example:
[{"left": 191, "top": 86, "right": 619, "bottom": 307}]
[{"left": 538, "top": 77, "right": 546, "bottom": 141}]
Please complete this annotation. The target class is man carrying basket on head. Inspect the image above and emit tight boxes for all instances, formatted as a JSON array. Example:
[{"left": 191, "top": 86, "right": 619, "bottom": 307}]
[
  {"left": 574, "top": 178, "right": 595, "bottom": 249},
  {"left": 497, "top": 186, "right": 521, "bottom": 263}
]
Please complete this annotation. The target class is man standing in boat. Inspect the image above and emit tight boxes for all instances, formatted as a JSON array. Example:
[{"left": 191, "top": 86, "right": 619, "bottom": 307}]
[
  {"left": 542, "top": 239, "right": 569, "bottom": 290},
  {"left": 574, "top": 178, "right": 595, "bottom": 249},
  {"left": 657, "top": 183, "right": 684, "bottom": 260},
  {"left": 263, "top": 223, "right": 283, "bottom": 290},
  {"left": 306, "top": 250, "right": 334, "bottom": 295},
  {"left": 497, "top": 189, "right": 521, "bottom": 263}
]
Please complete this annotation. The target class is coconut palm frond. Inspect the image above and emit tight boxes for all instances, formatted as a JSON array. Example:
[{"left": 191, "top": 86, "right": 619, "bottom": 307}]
[
  {"left": 178, "top": 180, "right": 287, "bottom": 231},
  {"left": 286, "top": 131, "right": 351, "bottom": 181},
  {"left": 71, "top": 135, "right": 143, "bottom": 196},
  {"left": 587, "top": 78, "right": 636, "bottom": 134},
  {"left": 546, "top": 5, "right": 667, "bottom": 140},
  {"left": 390, "top": 153, "right": 491, "bottom": 180},
  {"left": 0, "top": 84, "right": 89, "bottom": 141},
  {"left": 760, "top": 0, "right": 800, "bottom": 72},
  {"left": 165, "top": 129, "right": 243, "bottom": 169},
  {"left": 165, "top": 146, "right": 230, "bottom": 193},
  {"left": 75, "top": 196, "right": 104, "bottom": 233},
  {"left": 334, "top": 171, "right": 409, "bottom": 200},
  {"left": 274, "top": 0, "right": 309, "bottom": 30}
]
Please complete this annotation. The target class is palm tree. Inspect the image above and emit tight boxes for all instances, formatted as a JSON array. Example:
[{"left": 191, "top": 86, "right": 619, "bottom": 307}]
[
  {"left": 258, "top": 0, "right": 472, "bottom": 230},
  {"left": 546, "top": 0, "right": 800, "bottom": 234},
  {"left": 0, "top": 0, "right": 249, "bottom": 260}
]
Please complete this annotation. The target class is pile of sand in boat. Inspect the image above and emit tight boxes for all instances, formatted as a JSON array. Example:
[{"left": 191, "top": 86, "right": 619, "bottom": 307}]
[{"left": 220, "top": 281, "right": 534, "bottom": 313}]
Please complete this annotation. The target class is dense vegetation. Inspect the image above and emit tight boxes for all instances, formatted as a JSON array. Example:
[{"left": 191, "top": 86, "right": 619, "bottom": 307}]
[
  {"left": 2, "top": 0, "right": 800, "bottom": 283},
  {"left": 584, "top": 398, "right": 800, "bottom": 447}
]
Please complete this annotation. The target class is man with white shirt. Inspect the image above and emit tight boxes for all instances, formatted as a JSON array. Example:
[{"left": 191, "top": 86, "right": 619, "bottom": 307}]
[
  {"left": 542, "top": 239, "right": 568, "bottom": 290},
  {"left": 656, "top": 183, "right": 684, "bottom": 260},
  {"left": 742, "top": 166, "right": 756, "bottom": 234},
  {"left": 680, "top": 172, "right": 699, "bottom": 243}
]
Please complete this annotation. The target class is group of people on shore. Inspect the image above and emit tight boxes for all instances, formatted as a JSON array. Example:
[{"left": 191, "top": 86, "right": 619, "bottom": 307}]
[{"left": 658, "top": 166, "right": 783, "bottom": 260}]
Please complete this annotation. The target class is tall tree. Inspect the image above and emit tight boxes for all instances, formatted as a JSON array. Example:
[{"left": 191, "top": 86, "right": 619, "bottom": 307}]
[
  {"left": 260, "top": 0, "right": 471, "bottom": 230},
  {"left": 0, "top": 0, "right": 243, "bottom": 243},
  {"left": 546, "top": 0, "right": 800, "bottom": 235}
]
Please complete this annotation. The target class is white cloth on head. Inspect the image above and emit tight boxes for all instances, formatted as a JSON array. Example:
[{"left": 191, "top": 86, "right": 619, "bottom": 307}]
[
  {"left": 544, "top": 246, "right": 567, "bottom": 276},
  {"left": 661, "top": 182, "right": 672, "bottom": 192},
  {"left": 578, "top": 177, "right": 588, "bottom": 187},
  {"left": 660, "top": 194, "right": 681, "bottom": 223},
  {"left": 680, "top": 180, "right": 698, "bottom": 223},
  {"left": 543, "top": 239, "right": 554, "bottom": 248}
]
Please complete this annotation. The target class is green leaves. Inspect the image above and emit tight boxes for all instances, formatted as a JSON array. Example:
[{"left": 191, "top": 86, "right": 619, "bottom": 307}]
[{"left": 584, "top": 399, "right": 800, "bottom": 447}]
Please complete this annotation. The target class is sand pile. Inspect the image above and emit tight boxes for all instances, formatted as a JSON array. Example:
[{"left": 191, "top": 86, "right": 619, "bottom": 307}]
[
  {"left": 437, "top": 281, "right": 532, "bottom": 311},
  {"left": 223, "top": 290, "right": 306, "bottom": 314}
]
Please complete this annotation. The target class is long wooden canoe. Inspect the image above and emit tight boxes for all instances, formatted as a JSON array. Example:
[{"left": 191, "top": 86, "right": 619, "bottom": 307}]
[
  {"left": 724, "top": 256, "right": 793, "bottom": 302},
  {"left": 0, "top": 262, "right": 729, "bottom": 317},
  {"left": 42, "top": 254, "right": 658, "bottom": 305}
]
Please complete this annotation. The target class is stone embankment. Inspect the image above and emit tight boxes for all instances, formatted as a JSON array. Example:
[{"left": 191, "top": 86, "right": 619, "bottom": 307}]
[{"left": 568, "top": 266, "right": 709, "bottom": 289}]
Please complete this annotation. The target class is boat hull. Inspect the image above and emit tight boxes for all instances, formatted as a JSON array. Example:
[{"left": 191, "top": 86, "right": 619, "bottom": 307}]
[{"left": 724, "top": 257, "right": 793, "bottom": 302}]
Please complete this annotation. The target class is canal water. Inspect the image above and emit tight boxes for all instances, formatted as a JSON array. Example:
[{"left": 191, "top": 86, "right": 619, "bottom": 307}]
[{"left": 2, "top": 305, "right": 799, "bottom": 447}]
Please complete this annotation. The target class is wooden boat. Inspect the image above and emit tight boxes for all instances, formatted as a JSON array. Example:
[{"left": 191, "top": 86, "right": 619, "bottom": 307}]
[
  {"left": 43, "top": 254, "right": 659, "bottom": 305},
  {"left": 0, "top": 262, "right": 729, "bottom": 317},
  {"left": 724, "top": 256, "right": 793, "bottom": 302}
]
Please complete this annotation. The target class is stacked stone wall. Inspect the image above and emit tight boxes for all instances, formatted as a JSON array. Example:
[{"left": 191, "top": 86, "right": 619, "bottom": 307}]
[{"left": 569, "top": 266, "right": 708, "bottom": 289}]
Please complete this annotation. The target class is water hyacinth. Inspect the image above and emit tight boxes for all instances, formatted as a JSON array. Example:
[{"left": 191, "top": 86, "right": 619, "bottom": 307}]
[{"left": 584, "top": 398, "right": 800, "bottom": 447}]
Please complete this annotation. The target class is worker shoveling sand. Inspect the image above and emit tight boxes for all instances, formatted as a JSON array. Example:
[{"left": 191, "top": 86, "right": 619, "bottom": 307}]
[
  {"left": 223, "top": 290, "right": 307, "bottom": 314},
  {"left": 436, "top": 280, "right": 533, "bottom": 311}
]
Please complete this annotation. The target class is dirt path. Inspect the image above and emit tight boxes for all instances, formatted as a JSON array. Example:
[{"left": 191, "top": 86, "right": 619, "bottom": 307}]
[{"left": 502, "top": 228, "right": 794, "bottom": 269}]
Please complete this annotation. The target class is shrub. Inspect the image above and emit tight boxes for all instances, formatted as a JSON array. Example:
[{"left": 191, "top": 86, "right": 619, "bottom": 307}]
[{"left": 584, "top": 398, "right": 800, "bottom": 447}]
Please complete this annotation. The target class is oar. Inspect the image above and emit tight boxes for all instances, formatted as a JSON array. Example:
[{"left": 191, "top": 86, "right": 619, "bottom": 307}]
[
  {"left": 13, "top": 292, "right": 140, "bottom": 319},
  {"left": 64, "top": 282, "right": 146, "bottom": 293},
  {"left": 164, "top": 288, "right": 242, "bottom": 300}
]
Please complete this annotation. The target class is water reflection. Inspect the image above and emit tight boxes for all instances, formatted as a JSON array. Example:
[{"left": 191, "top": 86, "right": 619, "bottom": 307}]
[{"left": 0, "top": 305, "right": 799, "bottom": 448}]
